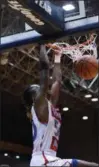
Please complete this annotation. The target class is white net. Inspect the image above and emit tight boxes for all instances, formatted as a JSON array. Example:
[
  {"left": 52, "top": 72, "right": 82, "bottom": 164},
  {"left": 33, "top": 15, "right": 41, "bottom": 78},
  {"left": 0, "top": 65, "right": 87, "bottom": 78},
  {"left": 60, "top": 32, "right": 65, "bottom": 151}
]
[
  {"left": 46, "top": 33, "right": 99, "bottom": 97},
  {"left": 47, "top": 33, "right": 98, "bottom": 62}
]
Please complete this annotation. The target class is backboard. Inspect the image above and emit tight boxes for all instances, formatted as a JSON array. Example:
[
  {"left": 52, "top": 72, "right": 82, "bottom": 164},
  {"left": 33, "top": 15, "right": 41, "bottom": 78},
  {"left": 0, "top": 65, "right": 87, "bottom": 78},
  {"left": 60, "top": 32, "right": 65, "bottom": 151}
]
[{"left": 0, "top": 0, "right": 99, "bottom": 50}]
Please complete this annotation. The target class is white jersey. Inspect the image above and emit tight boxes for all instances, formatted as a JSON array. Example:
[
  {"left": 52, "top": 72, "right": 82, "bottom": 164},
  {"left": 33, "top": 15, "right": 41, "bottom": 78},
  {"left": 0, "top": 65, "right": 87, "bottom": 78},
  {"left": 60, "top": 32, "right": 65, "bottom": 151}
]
[
  {"left": 31, "top": 101, "right": 61, "bottom": 156},
  {"left": 30, "top": 102, "right": 73, "bottom": 166}
]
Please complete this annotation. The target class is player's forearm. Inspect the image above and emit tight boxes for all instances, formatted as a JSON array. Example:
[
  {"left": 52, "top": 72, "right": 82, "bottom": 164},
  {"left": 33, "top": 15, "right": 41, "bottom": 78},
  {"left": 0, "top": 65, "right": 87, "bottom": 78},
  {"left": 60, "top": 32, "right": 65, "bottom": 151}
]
[
  {"left": 39, "top": 45, "right": 49, "bottom": 94},
  {"left": 50, "top": 60, "right": 62, "bottom": 106},
  {"left": 39, "top": 45, "right": 49, "bottom": 68},
  {"left": 52, "top": 63, "right": 62, "bottom": 83},
  {"left": 40, "top": 69, "right": 49, "bottom": 94}
]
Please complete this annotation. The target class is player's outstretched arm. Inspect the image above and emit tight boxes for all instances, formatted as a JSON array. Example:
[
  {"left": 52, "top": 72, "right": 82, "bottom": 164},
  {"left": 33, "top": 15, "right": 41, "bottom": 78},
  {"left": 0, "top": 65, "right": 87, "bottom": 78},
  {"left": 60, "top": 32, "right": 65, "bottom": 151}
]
[
  {"left": 50, "top": 53, "right": 62, "bottom": 107},
  {"left": 34, "top": 45, "right": 49, "bottom": 123}
]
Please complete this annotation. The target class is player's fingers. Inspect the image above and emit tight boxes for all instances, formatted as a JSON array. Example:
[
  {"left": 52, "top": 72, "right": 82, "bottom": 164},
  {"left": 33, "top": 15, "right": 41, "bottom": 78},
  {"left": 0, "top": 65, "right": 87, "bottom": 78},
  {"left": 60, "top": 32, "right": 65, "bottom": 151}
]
[{"left": 46, "top": 43, "right": 61, "bottom": 51}]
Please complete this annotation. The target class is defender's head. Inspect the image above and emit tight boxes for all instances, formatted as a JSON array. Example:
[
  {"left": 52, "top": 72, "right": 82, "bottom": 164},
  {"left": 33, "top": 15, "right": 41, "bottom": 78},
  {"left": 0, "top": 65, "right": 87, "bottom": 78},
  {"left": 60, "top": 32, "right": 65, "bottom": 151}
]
[{"left": 23, "top": 84, "right": 40, "bottom": 108}]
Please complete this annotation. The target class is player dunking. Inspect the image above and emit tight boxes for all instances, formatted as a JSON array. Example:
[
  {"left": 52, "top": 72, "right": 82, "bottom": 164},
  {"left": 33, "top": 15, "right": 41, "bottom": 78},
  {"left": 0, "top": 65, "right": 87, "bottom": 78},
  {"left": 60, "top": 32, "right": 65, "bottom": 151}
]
[{"left": 23, "top": 45, "right": 99, "bottom": 167}]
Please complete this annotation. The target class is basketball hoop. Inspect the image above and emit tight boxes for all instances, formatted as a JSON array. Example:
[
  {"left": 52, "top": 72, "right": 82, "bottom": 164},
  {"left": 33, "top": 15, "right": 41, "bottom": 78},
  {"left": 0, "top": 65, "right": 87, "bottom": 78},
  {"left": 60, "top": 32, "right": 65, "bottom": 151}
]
[
  {"left": 46, "top": 33, "right": 98, "bottom": 62},
  {"left": 46, "top": 33, "right": 98, "bottom": 80}
]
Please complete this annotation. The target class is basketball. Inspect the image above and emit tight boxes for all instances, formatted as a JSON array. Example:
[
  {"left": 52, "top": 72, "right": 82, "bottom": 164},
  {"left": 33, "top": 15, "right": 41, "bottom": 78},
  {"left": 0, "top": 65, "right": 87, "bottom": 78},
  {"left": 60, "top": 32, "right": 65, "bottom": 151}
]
[{"left": 74, "top": 55, "right": 98, "bottom": 80}]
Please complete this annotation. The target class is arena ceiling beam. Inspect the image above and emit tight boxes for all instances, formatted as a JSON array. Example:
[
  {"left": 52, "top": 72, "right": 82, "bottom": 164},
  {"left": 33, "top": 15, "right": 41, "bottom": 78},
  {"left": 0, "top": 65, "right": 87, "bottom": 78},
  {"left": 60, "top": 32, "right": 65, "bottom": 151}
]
[{"left": 0, "top": 16, "right": 99, "bottom": 51}]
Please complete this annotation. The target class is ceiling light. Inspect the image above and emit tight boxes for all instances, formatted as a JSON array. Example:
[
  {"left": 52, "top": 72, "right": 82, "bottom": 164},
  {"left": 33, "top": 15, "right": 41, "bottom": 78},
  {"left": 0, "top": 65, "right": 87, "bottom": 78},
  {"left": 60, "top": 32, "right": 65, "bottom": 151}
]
[
  {"left": 16, "top": 155, "right": 20, "bottom": 159},
  {"left": 84, "top": 94, "right": 92, "bottom": 98},
  {"left": 82, "top": 116, "right": 88, "bottom": 120},
  {"left": 50, "top": 76, "right": 53, "bottom": 79},
  {"left": 63, "top": 107, "right": 69, "bottom": 111},
  {"left": 91, "top": 98, "right": 98, "bottom": 102},
  {"left": 4, "top": 153, "right": 8, "bottom": 157},
  {"left": 62, "top": 4, "right": 75, "bottom": 11}
]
